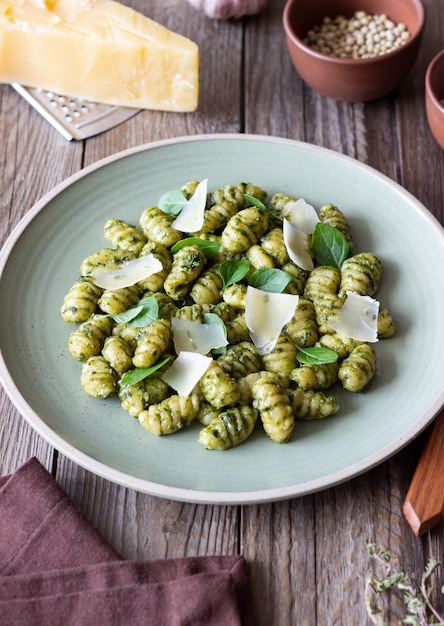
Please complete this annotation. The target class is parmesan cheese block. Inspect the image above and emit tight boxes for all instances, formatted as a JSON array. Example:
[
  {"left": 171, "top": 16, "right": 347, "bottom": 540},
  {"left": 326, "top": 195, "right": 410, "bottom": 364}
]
[{"left": 0, "top": 0, "right": 199, "bottom": 111}]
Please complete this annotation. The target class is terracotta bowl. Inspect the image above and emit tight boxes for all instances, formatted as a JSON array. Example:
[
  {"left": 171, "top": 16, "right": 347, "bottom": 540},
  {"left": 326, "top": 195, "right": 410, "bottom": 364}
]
[
  {"left": 425, "top": 49, "right": 444, "bottom": 149},
  {"left": 283, "top": 0, "right": 425, "bottom": 102}
]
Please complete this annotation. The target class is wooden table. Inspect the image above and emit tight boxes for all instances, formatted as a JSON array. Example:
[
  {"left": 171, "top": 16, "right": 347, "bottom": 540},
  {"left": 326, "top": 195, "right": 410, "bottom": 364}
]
[{"left": 1, "top": 1, "right": 443, "bottom": 623}]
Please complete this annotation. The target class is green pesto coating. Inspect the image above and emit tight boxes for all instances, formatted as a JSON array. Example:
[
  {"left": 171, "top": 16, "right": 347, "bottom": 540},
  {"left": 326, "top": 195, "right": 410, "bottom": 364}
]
[
  {"left": 118, "top": 376, "right": 169, "bottom": 417},
  {"left": 222, "top": 283, "right": 247, "bottom": 308},
  {"left": 81, "top": 355, "right": 118, "bottom": 398},
  {"left": 164, "top": 244, "right": 206, "bottom": 301},
  {"left": 217, "top": 341, "right": 262, "bottom": 379},
  {"left": 139, "top": 206, "right": 181, "bottom": 248},
  {"left": 312, "top": 293, "right": 346, "bottom": 336},
  {"left": 199, "top": 361, "right": 240, "bottom": 408},
  {"left": 61, "top": 276, "right": 103, "bottom": 323},
  {"left": 317, "top": 333, "right": 363, "bottom": 360},
  {"left": 377, "top": 307, "right": 396, "bottom": 338},
  {"left": 290, "top": 388, "right": 340, "bottom": 420},
  {"left": 98, "top": 285, "right": 140, "bottom": 315},
  {"left": 63, "top": 180, "right": 395, "bottom": 451},
  {"left": 262, "top": 334, "right": 298, "bottom": 387},
  {"left": 246, "top": 244, "right": 275, "bottom": 270},
  {"left": 268, "top": 192, "right": 296, "bottom": 220},
  {"left": 280, "top": 261, "right": 309, "bottom": 295},
  {"left": 283, "top": 296, "right": 319, "bottom": 347},
  {"left": 338, "top": 343, "right": 377, "bottom": 392},
  {"left": 195, "top": 401, "right": 221, "bottom": 426},
  {"left": 304, "top": 265, "right": 341, "bottom": 299},
  {"left": 132, "top": 319, "right": 171, "bottom": 369},
  {"left": 104, "top": 218, "right": 147, "bottom": 255},
  {"left": 221, "top": 207, "right": 270, "bottom": 253},
  {"left": 174, "top": 303, "right": 212, "bottom": 323},
  {"left": 260, "top": 227, "right": 289, "bottom": 267},
  {"left": 68, "top": 314, "right": 113, "bottom": 362},
  {"left": 190, "top": 265, "right": 223, "bottom": 305},
  {"left": 198, "top": 406, "right": 258, "bottom": 450},
  {"left": 102, "top": 335, "right": 133, "bottom": 375},
  {"left": 225, "top": 315, "right": 251, "bottom": 344},
  {"left": 291, "top": 361, "right": 339, "bottom": 391},
  {"left": 150, "top": 292, "right": 179, "bottom": 320},
  {"left": 79, "top": 247, "right": 136, "bottom": 277},
  {"left": 339, "top": 252, "right": 382, "bottom": 297},
  {"left": 252, "top": 379, "right": 294, "bottom": 444},
  {"left": 138, "top": 394, "right": 197, "bottom": 436},
  {"left": 318, "top": 203, "right": 354, "bottom": 251},
  {"left": 137, "top": 241, "right": 172, "bottom": 293}
]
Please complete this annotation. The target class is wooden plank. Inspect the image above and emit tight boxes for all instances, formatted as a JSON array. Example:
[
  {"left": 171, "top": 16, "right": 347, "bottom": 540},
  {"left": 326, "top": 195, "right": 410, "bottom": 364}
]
[{"left": 241, "top": 499, "right": 316, "bottom": 626}]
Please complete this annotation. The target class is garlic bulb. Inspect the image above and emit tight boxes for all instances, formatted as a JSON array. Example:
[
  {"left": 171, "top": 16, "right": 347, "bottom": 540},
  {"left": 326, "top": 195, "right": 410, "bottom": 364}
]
[{"left": 185, "top": 0, "right": 268, "bottom": 20}]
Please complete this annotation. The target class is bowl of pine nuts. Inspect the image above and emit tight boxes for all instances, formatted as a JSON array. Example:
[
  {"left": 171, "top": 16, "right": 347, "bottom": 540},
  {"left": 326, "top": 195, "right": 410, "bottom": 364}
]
[
  {"left": 283, "top": 0, "right": 425, "bottom": 102},
  {"left": 425, "top": 49, "right": 444, "bottom": 149}
]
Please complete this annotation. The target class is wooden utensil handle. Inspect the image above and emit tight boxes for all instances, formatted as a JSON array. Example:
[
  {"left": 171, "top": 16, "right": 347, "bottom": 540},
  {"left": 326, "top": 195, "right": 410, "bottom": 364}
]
[{"left": 403, "top": 408, "right": 444, "bottom": 536}]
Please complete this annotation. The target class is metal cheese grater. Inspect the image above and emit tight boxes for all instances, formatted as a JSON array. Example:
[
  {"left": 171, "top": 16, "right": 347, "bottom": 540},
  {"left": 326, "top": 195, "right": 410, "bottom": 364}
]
[{"left": 12, "top": 84, "right": 140, "bottom": 141}]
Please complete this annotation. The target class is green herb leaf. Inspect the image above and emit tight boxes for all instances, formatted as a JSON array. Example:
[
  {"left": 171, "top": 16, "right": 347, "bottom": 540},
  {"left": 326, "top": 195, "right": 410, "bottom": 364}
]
[
  {"left": 249, "top": 268, "right": 292, "bottom": 293},
  {"left": 296, "top": 346, "right": 338, "bottom": 365},
  {"left": 120, "top": 355, "right": 172, "bottom": 386},
  {"left": 111, "top": 296, "right": 159, "bottom": 328},
  {"left": 218, "top": 260, "right": 251, "bottom": 289},
  {"left": 158, "top": 189, "right": 188, "bottom": 215},
  {"left": 171, "top": 237, "right": 220, "bottom": 260},
  {"left": 365, "top": 542, "right": 444, "bottom": 625},
  {"left": 111, "top": 304, "right": 144, "bottom": 324},
  {"left": 243, "top": 194, "right": 267, "bottom": 210},
  {"left": 243, "top": 193, "right": 282, "bottom": 223},
  {"left": 128, "top": 296, "right": 159, "bottom": 327},
  {"left": 203, "top": 312, "right": 227, "bottom": 355},
  {"left": 311, "top": 223, "right": 349, "bottom": 269}
]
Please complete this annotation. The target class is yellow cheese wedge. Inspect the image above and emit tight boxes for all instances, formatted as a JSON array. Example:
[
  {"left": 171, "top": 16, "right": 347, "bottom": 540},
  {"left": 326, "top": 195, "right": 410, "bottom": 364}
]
[{"left": 0, "top": 0, "right": 199, "bottom": 111}]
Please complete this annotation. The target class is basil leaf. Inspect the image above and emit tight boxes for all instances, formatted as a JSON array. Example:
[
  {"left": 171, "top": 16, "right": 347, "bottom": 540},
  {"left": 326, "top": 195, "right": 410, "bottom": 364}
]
[
  {"left": 120, "top": 356, "right": 172, "bottom": 386},
  {"left": 297, "top": 346, "right": 338, "bottom": 365},
  {"left": 128, "top": 296, "right": 159, "bottom": 327},
  {"left": 158, "top": 189, "right": 188, "bottom": 215},
  {"left": 249, "top": 268, "right": 292, "bottom": 293},
  {"left": 203, "top": 312, "right": 227, "bottom": 355},
  {"left": 218, "top": 260, "right": 250, "bottom": 289},
  {"left": 243, "top": 194, "right": 282, "bottom": 223},
  {"left": 111, "top": 304, "right": 144, "bottom": 324},
  {"left": 243, "top": 194, "right": 267, "bottom": 210},
  {"left": 171, "top": 237, "right": 220, "bottom": 260},
  {"left": 110, "top": 296, "right": 159, "bottom": 327},
  {"left": 312, "top": 223, "right": 349, "bottom": 269}
]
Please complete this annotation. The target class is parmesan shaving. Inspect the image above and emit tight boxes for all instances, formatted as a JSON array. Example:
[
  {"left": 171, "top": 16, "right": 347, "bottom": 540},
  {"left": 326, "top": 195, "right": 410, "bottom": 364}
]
[
  {"left": 171, "top": 317, "right": 228, "bottom": 355},
  {"left": 161, "top": 351, "right": 212, "bottom": 396},
  {"left": 171, "top": 178, "right": 208, "bottom": 232},
  {"left": 283, "top": 218, "right": 314, "bottom": 271},
  {"left": 285, "top": 198, "right": 320, "bottom": 233},
  {"left": 329, "top": 291, "right": 379, "bottom": 342},
  {"left": 245, "top": 286, "right": 299, "bottom": 354},
  {"left": 91, "top": 255, "right": 163, "bottom": 289}
]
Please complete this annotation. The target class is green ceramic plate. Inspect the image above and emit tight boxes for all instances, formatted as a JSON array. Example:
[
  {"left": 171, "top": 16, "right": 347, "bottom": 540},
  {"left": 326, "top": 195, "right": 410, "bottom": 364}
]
[{"left": 1, "top": 134, "right": 443, "bottom": 504}]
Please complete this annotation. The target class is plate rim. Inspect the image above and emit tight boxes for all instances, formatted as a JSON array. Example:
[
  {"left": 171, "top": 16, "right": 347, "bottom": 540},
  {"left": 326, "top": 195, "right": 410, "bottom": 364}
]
[{"left": 1, "top": 132, "right": 443, "bottom": 504}]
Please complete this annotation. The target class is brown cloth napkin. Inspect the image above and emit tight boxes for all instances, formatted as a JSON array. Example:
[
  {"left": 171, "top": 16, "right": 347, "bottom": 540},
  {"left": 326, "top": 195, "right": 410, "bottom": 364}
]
[{"left": 0, "top": 457, "right": 254, "bottom": 626}]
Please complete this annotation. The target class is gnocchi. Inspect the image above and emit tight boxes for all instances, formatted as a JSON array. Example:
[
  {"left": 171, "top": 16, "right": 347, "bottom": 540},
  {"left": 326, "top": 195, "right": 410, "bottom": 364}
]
[{"left": 62, "top": 180, "right": 395, "bottom": 451}]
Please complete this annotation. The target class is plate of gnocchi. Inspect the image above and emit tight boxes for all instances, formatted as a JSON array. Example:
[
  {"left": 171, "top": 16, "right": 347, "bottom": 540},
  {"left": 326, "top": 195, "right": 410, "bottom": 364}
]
[{"left": 0, "top": 134, "right": 443, "bottom": 504}]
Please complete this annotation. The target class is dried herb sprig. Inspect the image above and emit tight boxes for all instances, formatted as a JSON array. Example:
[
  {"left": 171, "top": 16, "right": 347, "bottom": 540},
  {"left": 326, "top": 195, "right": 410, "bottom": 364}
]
[{"left": 365, "top": 542, "right": 444, "bottom": 626}]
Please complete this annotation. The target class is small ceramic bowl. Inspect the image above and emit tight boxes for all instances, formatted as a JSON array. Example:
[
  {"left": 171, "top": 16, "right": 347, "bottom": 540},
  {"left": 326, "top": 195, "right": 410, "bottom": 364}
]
[
  {"left": 425, "top": 49, "right": 444, "bottom": 149},
  {"left": 283, "top": 0, "right": 425, "bottom": 102}
]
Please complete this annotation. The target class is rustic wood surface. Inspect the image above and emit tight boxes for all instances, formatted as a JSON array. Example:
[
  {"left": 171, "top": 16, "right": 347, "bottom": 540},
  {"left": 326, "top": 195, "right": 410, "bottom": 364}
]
[{"left": 1, "top": 1, "right": 443, "bottom": 624}]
